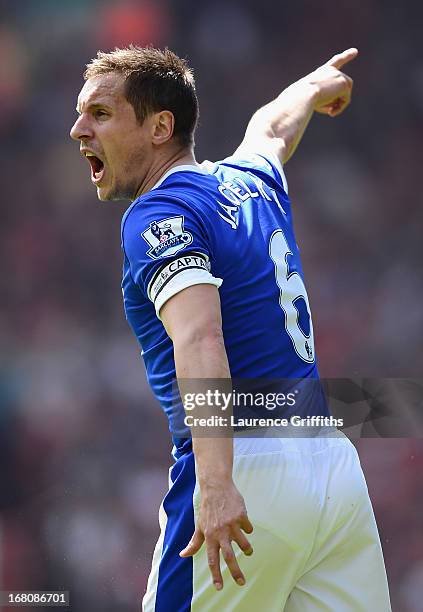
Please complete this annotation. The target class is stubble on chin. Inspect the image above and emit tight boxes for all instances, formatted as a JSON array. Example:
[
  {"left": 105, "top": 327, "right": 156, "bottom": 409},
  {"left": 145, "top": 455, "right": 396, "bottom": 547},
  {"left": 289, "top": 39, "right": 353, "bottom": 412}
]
[
  {"left": 96, "top": 179, "right": 136, "bottom": 202},
  {"left": 97, "top": 152, "right": 146, "bottom": 202}
]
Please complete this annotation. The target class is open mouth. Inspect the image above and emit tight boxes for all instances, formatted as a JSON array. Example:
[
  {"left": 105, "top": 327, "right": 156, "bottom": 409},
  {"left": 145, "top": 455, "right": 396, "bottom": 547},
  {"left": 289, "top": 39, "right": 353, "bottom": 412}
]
[{"left": 85, "top": 153, "right": 105, "bottom": 184}]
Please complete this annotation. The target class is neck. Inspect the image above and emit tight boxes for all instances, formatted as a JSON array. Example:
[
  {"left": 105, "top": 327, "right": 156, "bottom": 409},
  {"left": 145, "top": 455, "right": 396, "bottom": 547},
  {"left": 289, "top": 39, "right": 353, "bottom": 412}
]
[{"left": 133, "top": 147, "right": 198, "bottom": 199}]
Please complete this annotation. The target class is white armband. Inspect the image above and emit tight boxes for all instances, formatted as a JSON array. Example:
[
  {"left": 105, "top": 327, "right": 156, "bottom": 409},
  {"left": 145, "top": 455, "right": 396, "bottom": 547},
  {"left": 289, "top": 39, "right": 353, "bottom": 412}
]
[{"left": 147, "top": 252, "right": 223, "bottom": 318}]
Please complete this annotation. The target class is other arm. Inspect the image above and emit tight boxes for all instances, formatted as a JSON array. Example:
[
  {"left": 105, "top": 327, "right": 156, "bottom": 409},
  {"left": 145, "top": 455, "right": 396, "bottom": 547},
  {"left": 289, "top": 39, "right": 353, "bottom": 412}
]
[
  {"left": 161, "top": 284, "right": 253, "bottom": 591},
  {"left": 235, "top": 48, "right": 358, "bottom": 165}
]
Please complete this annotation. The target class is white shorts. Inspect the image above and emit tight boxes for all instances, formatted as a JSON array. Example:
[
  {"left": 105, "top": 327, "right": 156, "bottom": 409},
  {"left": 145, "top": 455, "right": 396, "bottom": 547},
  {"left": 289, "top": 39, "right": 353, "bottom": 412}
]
[{"left": 142, "top": 429, "right": 391, "bottom": 611}]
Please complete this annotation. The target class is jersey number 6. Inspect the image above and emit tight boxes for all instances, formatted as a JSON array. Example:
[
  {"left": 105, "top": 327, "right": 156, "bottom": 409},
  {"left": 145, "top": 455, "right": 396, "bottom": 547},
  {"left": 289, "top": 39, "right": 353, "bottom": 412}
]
[{"left": 269, "top": 230, "right": 315, "bottom": 363}]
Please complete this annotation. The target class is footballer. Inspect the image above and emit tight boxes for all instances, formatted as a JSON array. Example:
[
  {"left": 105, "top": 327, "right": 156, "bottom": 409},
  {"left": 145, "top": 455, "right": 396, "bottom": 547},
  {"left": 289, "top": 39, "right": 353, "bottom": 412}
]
[{"left": 70, "top": 46, "right": 391, "bottom": 611}]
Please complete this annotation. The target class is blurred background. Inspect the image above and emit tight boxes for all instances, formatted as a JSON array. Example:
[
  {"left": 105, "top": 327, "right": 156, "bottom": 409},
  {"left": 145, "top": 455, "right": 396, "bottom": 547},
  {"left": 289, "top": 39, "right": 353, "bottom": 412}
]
[{"left": 0, "top": 0, "right": 422, "bottom": 610}]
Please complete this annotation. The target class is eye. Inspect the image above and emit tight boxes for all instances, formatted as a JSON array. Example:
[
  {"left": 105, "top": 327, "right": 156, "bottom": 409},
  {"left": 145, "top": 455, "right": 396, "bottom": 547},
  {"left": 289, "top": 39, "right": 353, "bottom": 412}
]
[{"left": 94, "top": 109, "right": 109, "bottom": 120}]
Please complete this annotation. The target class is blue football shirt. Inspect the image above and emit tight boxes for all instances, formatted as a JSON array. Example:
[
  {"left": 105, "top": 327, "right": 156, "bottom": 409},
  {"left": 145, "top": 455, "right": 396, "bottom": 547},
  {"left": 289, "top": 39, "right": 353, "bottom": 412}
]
[{"left": 121, "top": 151, "right": 329, "bottom": 447}]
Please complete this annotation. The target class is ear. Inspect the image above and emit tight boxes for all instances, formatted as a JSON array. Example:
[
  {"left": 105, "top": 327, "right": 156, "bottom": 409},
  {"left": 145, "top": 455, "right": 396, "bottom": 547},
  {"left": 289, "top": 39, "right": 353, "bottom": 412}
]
[{"left": 151, "top": 110, "right": 175, "bottom": 145}]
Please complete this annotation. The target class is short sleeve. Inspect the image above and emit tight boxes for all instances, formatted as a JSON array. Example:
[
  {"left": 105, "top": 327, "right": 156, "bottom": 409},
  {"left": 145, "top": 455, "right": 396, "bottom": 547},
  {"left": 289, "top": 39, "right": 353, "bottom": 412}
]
[
  {"left": 214, "top": 148, "right": 289, "bottom": 194},
  {"left": 122, "top": 193, "right": 222, "bottom": 317}
]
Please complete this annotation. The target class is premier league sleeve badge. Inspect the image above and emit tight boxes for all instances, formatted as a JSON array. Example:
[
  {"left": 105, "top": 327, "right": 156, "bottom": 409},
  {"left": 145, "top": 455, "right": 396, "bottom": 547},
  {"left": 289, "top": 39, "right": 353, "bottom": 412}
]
[{"left": 142, "top": 215, "right": 193, "bottom": 259}]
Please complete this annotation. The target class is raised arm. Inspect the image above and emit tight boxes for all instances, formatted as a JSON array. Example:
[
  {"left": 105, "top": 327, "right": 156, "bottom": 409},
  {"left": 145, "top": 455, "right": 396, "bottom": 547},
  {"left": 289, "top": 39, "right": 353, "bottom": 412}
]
[{"left": 235, "top": 48, "right": 358, "bottom": 165}]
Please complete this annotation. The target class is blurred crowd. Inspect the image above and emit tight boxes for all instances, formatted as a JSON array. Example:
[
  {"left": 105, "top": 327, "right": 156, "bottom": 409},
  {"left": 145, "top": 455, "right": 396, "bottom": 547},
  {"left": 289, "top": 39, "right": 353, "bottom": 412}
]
[{"left": 0, "top": 0, "right": 422, "bottom": 610}]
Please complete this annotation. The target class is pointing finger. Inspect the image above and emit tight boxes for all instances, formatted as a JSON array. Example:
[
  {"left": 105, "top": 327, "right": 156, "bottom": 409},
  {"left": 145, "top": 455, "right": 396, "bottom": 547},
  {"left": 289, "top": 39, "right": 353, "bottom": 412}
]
[{"left": 326, "top": 48, "right": 358, "bottom": 70}]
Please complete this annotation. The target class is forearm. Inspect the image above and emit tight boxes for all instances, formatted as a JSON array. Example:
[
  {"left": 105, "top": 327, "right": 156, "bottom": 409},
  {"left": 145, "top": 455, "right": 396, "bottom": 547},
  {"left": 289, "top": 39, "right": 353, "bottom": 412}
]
[
  {"left": 174, "top": 334, "right": 234, "bottom": 487},
  {"left": 242, "top": 49, "right": 357, "bottom": 165},
  {"left": 194, "top": 433, "right": 233, "bottom": 490},
  {"left": 245, "top": 78, "right": 319, "bottom": 164}
]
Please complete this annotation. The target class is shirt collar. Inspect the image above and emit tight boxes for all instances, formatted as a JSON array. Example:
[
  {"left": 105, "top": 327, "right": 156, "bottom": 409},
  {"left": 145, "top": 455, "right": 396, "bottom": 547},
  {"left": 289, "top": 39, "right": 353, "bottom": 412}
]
[{"left": 150, "top": 164, "right": 208, "bottom": 191}]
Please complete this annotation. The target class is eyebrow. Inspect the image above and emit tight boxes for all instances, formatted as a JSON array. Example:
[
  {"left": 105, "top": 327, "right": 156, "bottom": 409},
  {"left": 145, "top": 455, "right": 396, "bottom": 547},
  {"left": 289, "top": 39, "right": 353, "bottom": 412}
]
[{"left": 76, "top": 101, "right": 113, "bottom": 114}]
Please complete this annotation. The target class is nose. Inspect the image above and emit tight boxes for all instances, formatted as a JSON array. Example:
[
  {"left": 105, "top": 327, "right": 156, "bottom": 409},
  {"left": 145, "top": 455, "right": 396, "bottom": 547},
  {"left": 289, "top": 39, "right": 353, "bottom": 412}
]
[{"left": 70, "top": 113, "right": 93, "bottom": 141}]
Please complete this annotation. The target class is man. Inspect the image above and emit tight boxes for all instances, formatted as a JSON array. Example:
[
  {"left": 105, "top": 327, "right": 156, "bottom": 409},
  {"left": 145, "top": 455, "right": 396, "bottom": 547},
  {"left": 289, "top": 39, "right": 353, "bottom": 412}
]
[{"left": 70, "top": 46, "right": 391, "bottom": 611}]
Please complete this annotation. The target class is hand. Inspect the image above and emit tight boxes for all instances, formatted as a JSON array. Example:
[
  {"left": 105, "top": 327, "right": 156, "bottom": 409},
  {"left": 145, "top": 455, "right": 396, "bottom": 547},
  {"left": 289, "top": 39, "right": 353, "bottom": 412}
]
[
  {"left": 309, "top": 48, "right": 358, "bottom": 117},
  {"left": 179, "top": 480, "right": 253, "bottom": 591}
]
